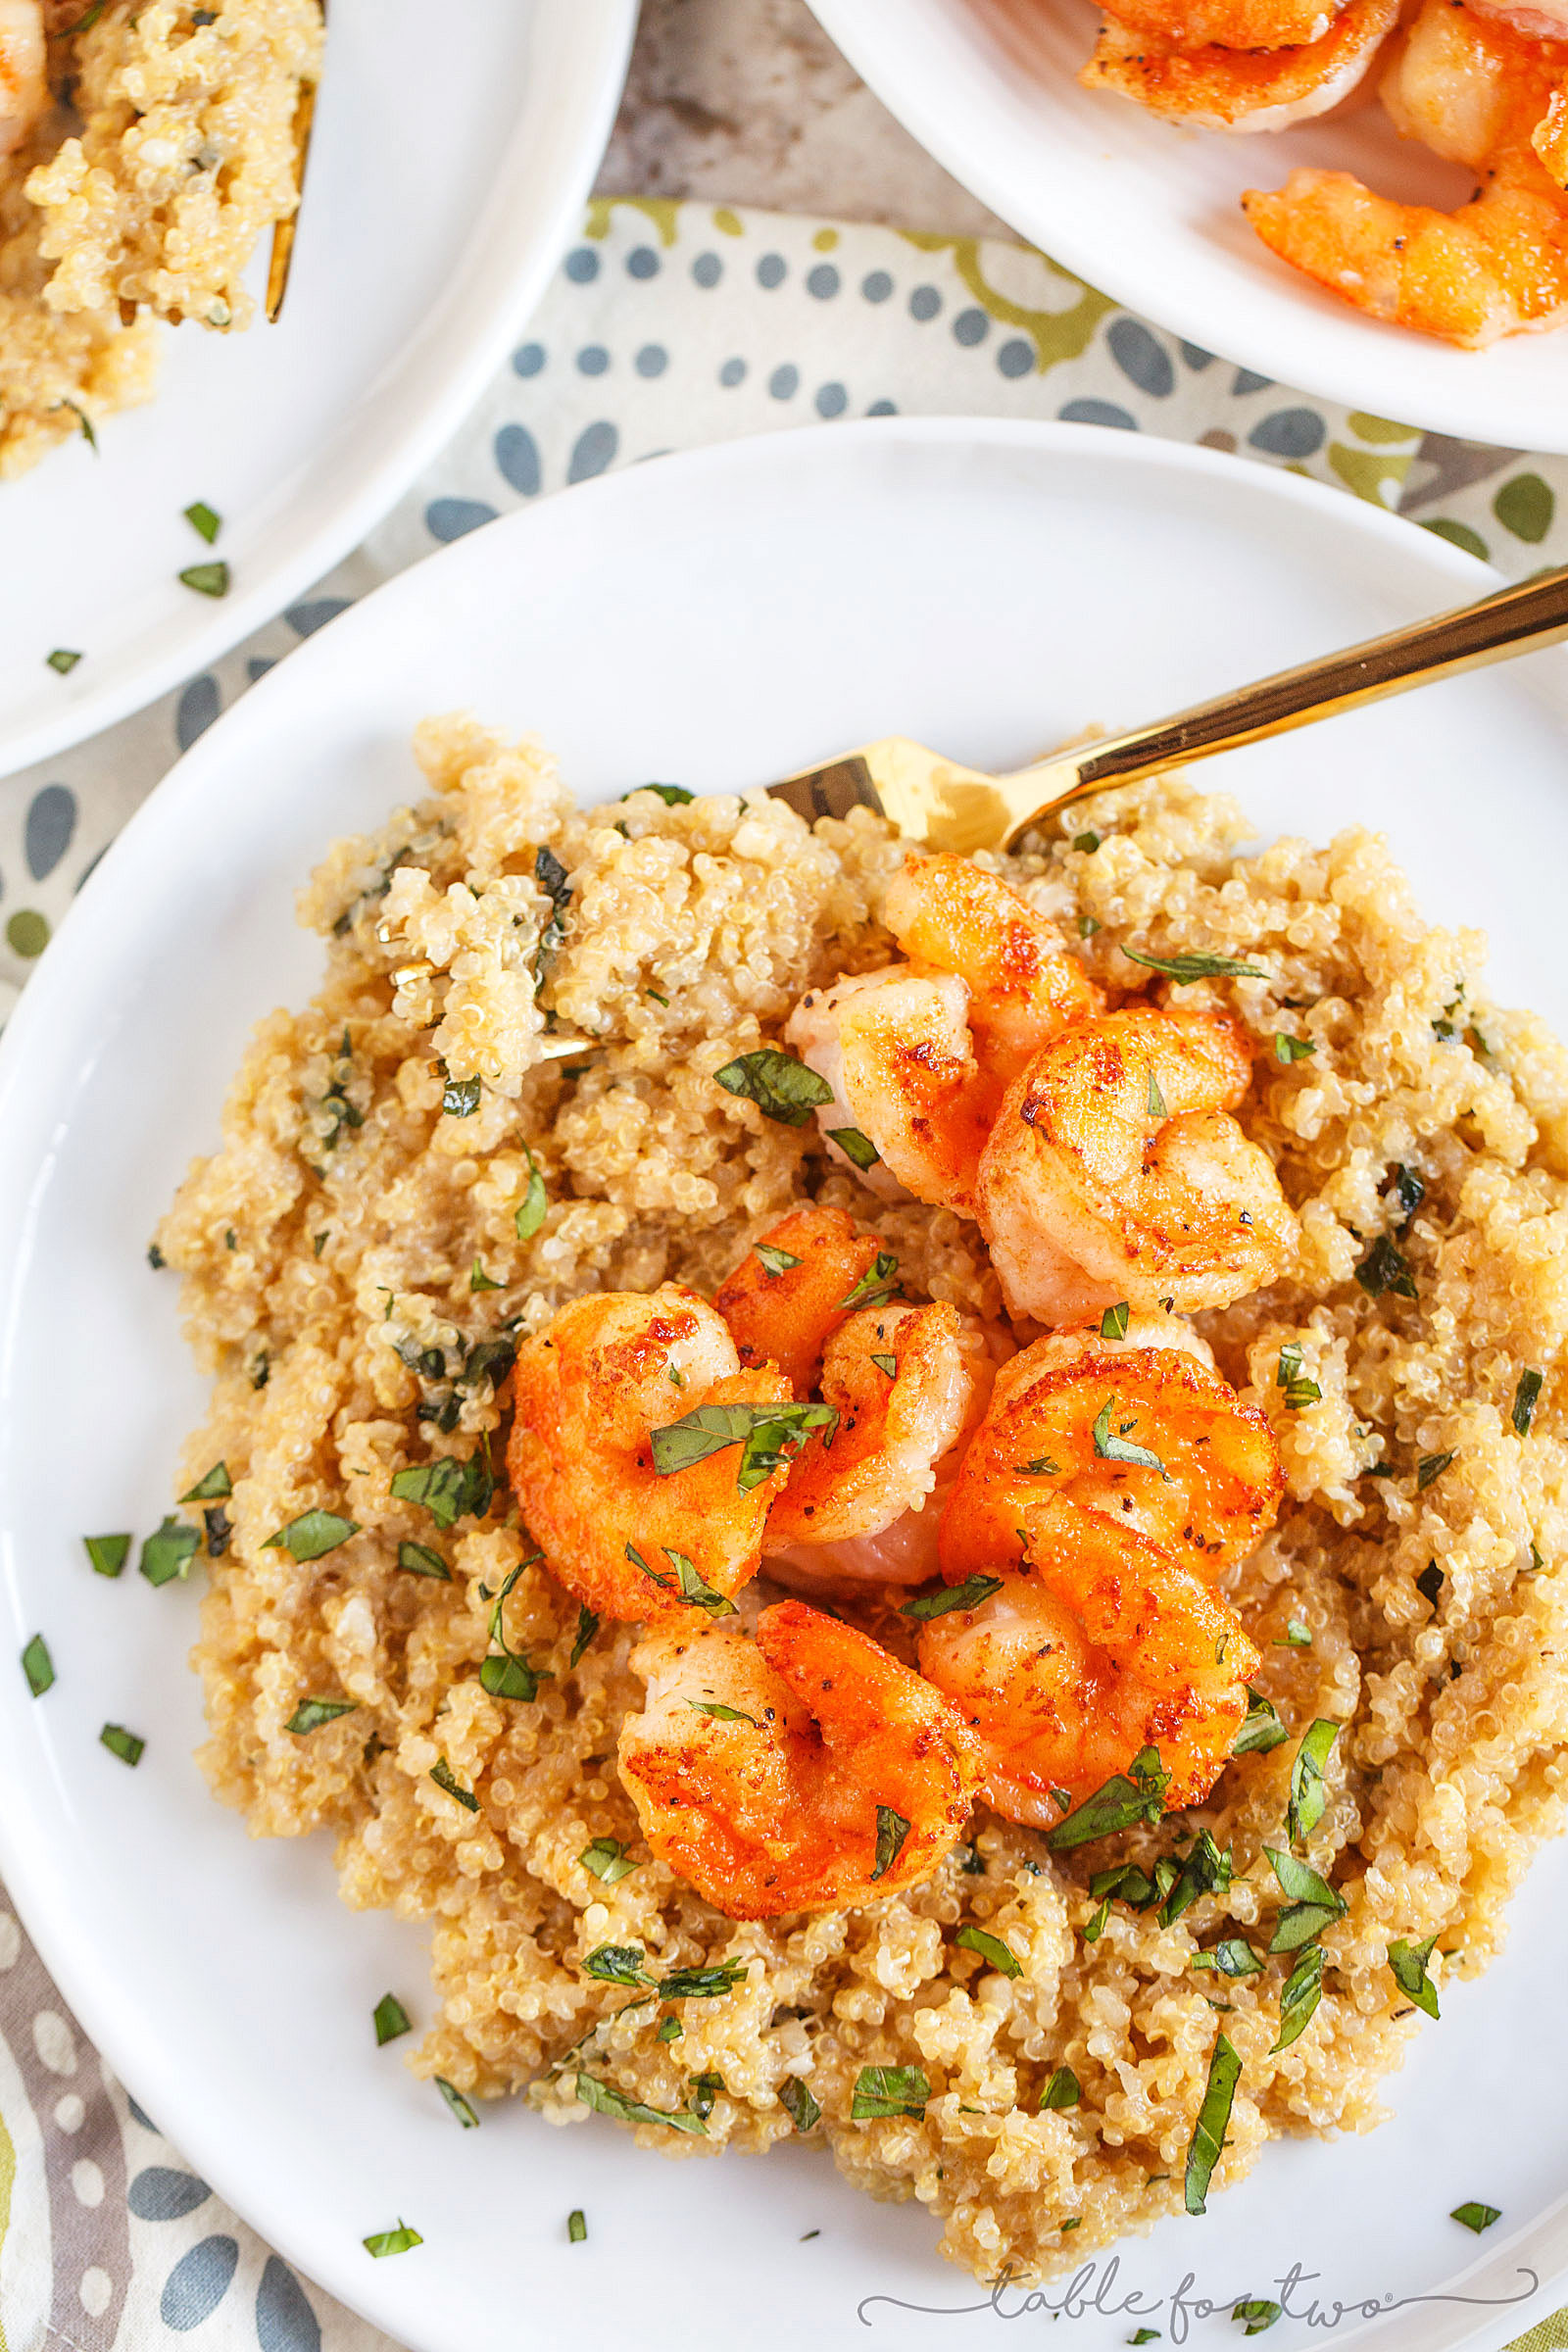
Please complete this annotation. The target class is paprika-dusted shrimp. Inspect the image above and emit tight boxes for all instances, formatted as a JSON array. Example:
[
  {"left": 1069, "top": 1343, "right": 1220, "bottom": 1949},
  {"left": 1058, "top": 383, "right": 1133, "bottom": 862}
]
[
  {"left": 508, "top": 1287, "right": 793, "bottom": 1623},
  {"left": 1083, "top": 0, "right": 1397, "bottom": 130},
  {"left": 941, "top": 1324, "right": 1284, "bottom": 1588},
  {"left": 916, "top": 1497, "right": 1259, "bottom": 1817},
  {"left": 618, "top": 1599, "right": 983, "bottom": 1917},
  {"left": 1244, "top": 0, "right": 1568, "bottom": 345},
  {"left": 713, "top": 1203, "right": 888, "bottom": 1396},
  {"left": 0, "top": 1, "right": 45, "bottom": 159},
  {"left": 1087, "top": 0, "right": 1343, "bottom": 52},
  {"left": 975, "top": 1004, "right": 1297, "bottom": 1323},
  {"left": 763, "top": 1300, "right": 997, "bottom": 1588}
]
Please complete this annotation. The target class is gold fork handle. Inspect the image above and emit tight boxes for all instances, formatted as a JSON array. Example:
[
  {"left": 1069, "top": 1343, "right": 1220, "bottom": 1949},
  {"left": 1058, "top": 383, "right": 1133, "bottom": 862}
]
[{"left": 1001, "top": 559, "right": 1568, "bottom": 845}]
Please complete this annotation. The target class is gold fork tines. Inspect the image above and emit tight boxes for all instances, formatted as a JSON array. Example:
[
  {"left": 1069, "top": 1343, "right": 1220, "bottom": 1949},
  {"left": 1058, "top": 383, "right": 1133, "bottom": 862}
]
[{"left": 265, "top": 2, "right": 324, "bottom": 324}]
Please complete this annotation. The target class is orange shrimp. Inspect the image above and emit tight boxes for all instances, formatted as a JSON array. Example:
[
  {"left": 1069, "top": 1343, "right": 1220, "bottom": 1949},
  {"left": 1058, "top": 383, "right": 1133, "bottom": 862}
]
[{"left": 712, "top": 1203, "right": 887, "bottom": 1396}]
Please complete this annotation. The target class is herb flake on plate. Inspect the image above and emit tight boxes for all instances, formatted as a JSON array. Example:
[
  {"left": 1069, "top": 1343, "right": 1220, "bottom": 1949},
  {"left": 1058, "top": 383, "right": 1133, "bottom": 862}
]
[
  {"left": 1388, "top": 1934, "right": 1440, "bottom": 2020},
  {"left": 178, "top": 561, "right": 228, "bottom": 598},
  {"left": 567, "top": 2207, "right": 588, "bottom": 2241},
  {"left": 779, "top": 2077, "right": 820, "bottom": 2132},
  {"left": 21, "top": 1635, "right": 54, "bottom": 1696},
  {"left": 140, "top": 1515, "right": 200, "bottom": 1587},
  {"left": 1451, "top": 2202, "right": 1500, "bottom": 2233},
  {"left": 435, "top": 2078, "right": 479, "bottom": 2129},
  {"left": 363, "top": 2221, "right": 421, "bottom": 2258},
  {"left": 372, "top": 1994, "right": 411, "bottom": 2045},
  {"left": 46, "top": 648, "right": 81, "bottom": 674},
  {"left": 83, "top": 1533, "right": 130, "bottom": 1578},
  {"left": 1233, "top": 2300, "right": 1283, "bottom": 2335},
  {"left": 183, "top": 500, "right": 221, "bottom": 544},
  {"left": 178, "top": 1462, "right": 231, "bottom": 1503},
  {"left": 100, "top": 1723, "right": 144, "bottom": 1766}
]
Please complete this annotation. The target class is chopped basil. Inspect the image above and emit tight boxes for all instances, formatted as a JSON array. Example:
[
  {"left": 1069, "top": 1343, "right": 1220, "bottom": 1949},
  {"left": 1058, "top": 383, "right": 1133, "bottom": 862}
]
[
  {"left": 429, "top": 1757, "right": 478, "bottom": 1811},
  {"left": 1184, "top": 2034, "right": 1241, "bottom": 2214},
  {"left": 469, "top": 1257, "right": 503, "bottom": 1295},
  {"left": 479, "top": 1652, "right": 550, "bottom": 1701},
  {"left": 535, "top": 846, "right": 571, "bottom": 962},
  {"left": 901, "top": 1574, "right": 1003, "bottom": 1620},
  {"left": 22, "top": 1635, "right": 54, "bottom": 1696},
  {"left": 1146, "top": 1073, "right": 1166, "bottom": 1120},
  {"left": 1123, "top": 949, "right": 1265, "bottom": 985},
  {"left": 46, "top": 648, "right": 82, "bottom": 674},
  {"left": 398, "top": 1542, "right": 451, "bottom": 1581},
  {"left": 1276, "top": 1343, "right": 1321, "bottom": 1409},
  {"left": 1016, "top": 1453, "right": 1061, "bottom": 1477},
  {"left": 872, "top": 1805, "right": 911, "bottom": 1881},
  {"left": 83, "top": 1533, "right": 130, "bottom": 1578},
  {"left": 1357, "top": 1236, "right": 1417, "bottom": 1299},
  {"left": 1190, "top": 1939, "right": 1263, "bottom": 1979},
  {"left": 1129, "top": 2334, "right": 1161, "bottom": 2346},
  {"left": 183, "top": 500, "right": 221, "bottom": 544},
  {"left": 835, "top": 1250, "right": 902, "bottom": 1311},
  {"left": 178, "top": 561, "right": 228, "bottom": 597},
  {"left": 657, "top": 2015, "right": 682, "bottom": 2042},
  {"left": 140, "top": 1515, "right": 200, "bottom": 1587},
  {"left": 687, "top": 1698, "right": 758, "bottom": 1726},
  {"left": 851, "top": 2064, "right": 930, "bottom": 2120},
  {"left": 1513, "top": 1370, "right": 1544, "bottom": 1436},
  {"left": 441, "top": 1072, "right": 481, "bottom": 1117},
  {"left": 100, "top": 1723, "right": 144, "bottom": 1766},
  {"left": 1160, "top": 1830, "right": 1233, "bottom": 1927},
  {"left": 1271, "top": 1942, "right": 1325, "bottom": 2053},
  {"left": 650, "top": 1400, "right": 836, "bottom": 1494},
  {"left": 1079, "top": 914, "right": 1101, "bottom": 939},
  {"left": 567, "top": 2207, "right": 588, "bottom": 2241},
  {"left": 1388, "top": 1934, "right": 1440, "bottom": 2020},
  {"left": 1101, "top": 1301, "right": 1131, "bottom": 1341},
  {"left": 755, "top": 1242, "right": 802, "bottom": 1277},
  {"left": 363, "top": 2221, "right": 421, "bottom": 2257},
  {"left": 372, "top": 1993, "right": 411, "bottom": 2046},
  {"left": 958, "top": 1843, "right": 986, "bottom": 1875},
  {"left": 869, "top": 1352, "right": 897, "bottom": 1377},
  {"left": 623, "top": 783, "right": 694, "bottom": 806},
  {"left": 712, "top": 1049, "right": 834, "bottom": 1127},
  {"left": 1418, "top": 1451, "right": 1454, "bottom": 1491},
  {"left": 1073, "top": 831, "right": 1101, "bottom": 853},
  {"left": 827, "top": 1125, "right": 881, "bottom": 1171},
  {"left": 780, "top": 2077, "right": 820, "bottom": 2132},
  {"left": 1287, "top": 1719, "right": 1339, "bottom": 1844},
  {"left": 575, "top": 2072, "right": 707, "bottom": 2133},
  {"left": 178, "top": 1462, "right": 231, "bottom": 1502},
  {"left": 1092, "top": 1398, "right": 1165, "bottom": 1474},
  {"left": 688, "top": 2072, "right": 723, "bottom": 2121},
  {"left": 956, "top": 1924, "right": 1022, "bottom": 1978},
  {"left": 569, "top": 1604, "right": 599, "bottom": 1668},
  {"left": 1416, "top": 1561, "right": 1444, "bottom": 1605},
  {"left": 435, "top": 2078, "right": 480, "bottom": 2128},
  {"left": 1233, "top": 1687, "right": 1288, "bottom": 1756},
  {"left": 1233, "top": 2300, "right": 1283, "bottom": 2335},
  {"left": 1274, "top": 1032, "right": 1316, "bottom": 1066},
  {"left": 264, "top": 1509, "right": 358, "bottom": 1562},
  {"left": 580, "top": 1838, "right": 637, "bottom": 1885},
  {"left": 625, "top": 1541, "right": 736, "bottom": 1617},
  {"left": 1047, "top": 1747, "right": 1171, "bottom": 1849},
  {"left": 585, "top": 1946, "right": 649, "bottom": 1987},
  {"left": 1265, "top": 1847, "right": 1346, "bottom": 1951},
  {"left": 1041, "top": 2065, "right": 1080, "bottom": 2110},
  {"left": 514, "top": 1148, "right": 548, "bottom": 1241},
  {"left": 1274, "top": 1620, "right": 1312, "bottom": 1648},
  {"left": 1082, "top": 1899, "right": 1110, "bottom": 1942},
  {"left": 1450, "top": 2202, "right": 1500, "bottom": 2233},
  {"left": 391, "top": 1447, "right": 493, "bottom": 1529},
  {"left": 662, "top": 1961, "right": 747, "bottom": 2000},
  {"left": 286, "top": 1697, "right": 358, "bottom": 1735}
]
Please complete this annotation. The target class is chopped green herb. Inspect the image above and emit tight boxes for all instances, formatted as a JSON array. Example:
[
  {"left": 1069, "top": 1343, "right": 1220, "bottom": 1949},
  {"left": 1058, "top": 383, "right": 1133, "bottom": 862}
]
[
  {"left": 100, "top": 1723, "right": 144, "bottom": 1766},
  {"left": 712, "top": 1049, "right": 833, "bottom": 1127},
  {"left": 1233, "top": 2300, "right": 1283, "bottom": 2335},
  {"left": 286, "top": 1697, "right": 359, "bottom": 1736},
  {"left": 872, "top": 1805, "right": 911, "bottom": 1881},
  {"left": 1513, "top": 1370, "right": 1544, "bottom": 1436},
  {"left": 657, "top": 2015, "right": 683, "bottom": 2042},
  {"left": 479, "top": 1652, "right": 550, "bottom": 1701},
  {"left": 1287, "top": 1719, "right": 1340, "bottom": 1845},
  {"left": 391, "top": 1447, "right": 493, "bottom": 1529},
  {"left": 623, "top": 782, "right": 694, "bottom": 806},
  {"left": 429, "top": 1758, "right": 478, "bottom": 1812},
  {"left": 687, "top": 1698, "right": 758, "bottom": 1726},
  {"left": 1450, "top": 2203, "right": 1500, "bottom": 2234},
  {"left": 580, "top": 1838, "right": 637, "bottom": 1885},
  {"left": 688, "top": 2071, "right": 723, "bottom": 2122},
  {"left": 1274, "top": 1033, "right": 1315, "bottom": 1064},
  {"left": 569, "top": 1604, "right": 599, "bottom": 1668},
  {"left": 901, "top": 1574, "right": 1004, "bottom": 1621},
  {"left": 1418, "top": 1451, "right": 1454, "bottom": 1491},
  {"left": 755, "top": 1242, "right": 802, "bottom": 1277},
  {"left": 1531, "top": 1543, "right": 1545, "bottom": 1572},
  {"left": 534, "top": 845, "right": 571, "bottom": 964},
  {"left": 650, "top": 1400, "right": 837, "bottom": 1494},
  {"left": 46, "top": 648, "right": 82, "bottom": 674},
  {"left": 1079, "top": 914, "right": 1101, "bottom": 939},
  {"left": 1233, "top": 1687, "right": 1288, "bottom": 1756},
  {"left": 779, "top": 2076, "right": 820, "bottom": 2132},
  {"left": 567, "top": 2208, "right": 587, "bottom": 2241},
  {"left": 140, "top": 1515, "right": 200, "bottom": 1587},
  {"left": 851, "top": 2065, "right": 930, "bottom": 2120},
  {"left": 435, "top": 2077, "right": 479, "bottom": 2128},
  {"left": 1047, "top": 1747, "right": 1171, "bottom": 1850},
  {"left": 827, "top": 1125, "right": 881, "bottom": 1171},
  {"left": 1390, "top": 1163, "right": 1425, "bottom": 1220},
  {"left": 625, "top": 1541, "right": 737, "bottom": 1617},
  {"left": 363, "top": 2222, "right": 421, "bottom": 2258},
  {"left": 1272, "top": 1943, "right": 1325, "bottom": 2053},
  {"left": 513, "top": 1148, "right": 548, "bottom": 1243},
  {"left": 264, "top": 1509, "right": 358, "bottom": 1562},
  {"left": 662, "top": 1961, "right": 747, "bottom": 2001},
  {"left": 1092, "top": 1398, "right": 1165, "bottom": 1474},
  {"left": 835, "top": 1250, "right": 902, "bottom": 1311},
  {"left": 83, "top": 1534, "right": 130, "bottom": 1578},
  {"left": 1274, "top": 1620, "right": 1312, "bottom": 1648},
  {"left": 1184, "top": 2034, "right": 1241, "bottom": 2214},
  {"left": 1073, "top": 831, "right": 1101, "bottom": 853},
  {"left": 1123, "top": 949, "right": 1265, "bottom": 985},
  {"left": 469, "top": 1257, "right": 503, "bottom": 1295},
  {"left": 1147, "top": 1074, "right": 1166, "bottom": 1119},
  {"left": 1190, "top": 1939, "right": 1263, "bottom": 1979},
  {"left": 1388, "top": 1934, "right": 1440, "bottom": 2021},
  {"left": 956, "top": 1924, "right": 1021, "bottom": 1978},
  {"left": 1357, "top": 1236, "right": 1418, "bottom": 1300},
  {"left": 1160, "top": 1830, "right": 1233, "bottom": 1927},
  {"left": 1016, "top": 1454, "right": 1061, "bottom": 1477},
  {"left": 441, "top": 1073, "right": 481, "bottom": 1117},
  {"left": 866, "top": 1351, "right": 895, "bottom": 1378},
  {"left": 1129, "top": 2334, "right": 1161, "bottom": 2346},
  {"left": 183, "top": 500, "right": 221, "bottom": 544},
  {"left": 178, "top": 1462, "right": 231, "bottom": 1503},
  {"left": 575, "top": 2073, "right": 707, "bottom": 2133},
  {"left": 373, "top": 1993, "right": 412, "bottom": 2045},
  {"left": 178, "top": 561, "right": 228, "bottom": 597},
  {"left": 397, "top": 1541, "right": 451, "bottom": 1581},
  {"left": 1082, "top": 1898, "right": 1111, "bottom": 1942},
  {"left": 1417, "top": 1560, "right": 1444, "bottom": 1605},
  {"left": 1276, "top": 1343, "right": 1321, "bottom": 1409},
  {"left": 22, "top": 1635, "right": 54, "bottom": 1697},
  {"left": 1101, "top": 1300, "right": 1131, "bottom": 1341},
  {"left": 1041, "top": 2066, "right": 1080, "bottom": 2110}
]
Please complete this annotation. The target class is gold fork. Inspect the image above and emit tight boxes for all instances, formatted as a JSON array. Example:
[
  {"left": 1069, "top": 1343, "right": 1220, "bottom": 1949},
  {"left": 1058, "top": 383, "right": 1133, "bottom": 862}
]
[
  {"left": 265, "top": 0, "right": 324, "bottom": 323},
  {"left": 765, "top": 558, "right": 1568, "bottom": 854}
]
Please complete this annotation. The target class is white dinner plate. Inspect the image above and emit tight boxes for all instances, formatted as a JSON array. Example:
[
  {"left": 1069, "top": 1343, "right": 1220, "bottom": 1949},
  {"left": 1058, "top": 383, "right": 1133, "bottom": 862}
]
[
  {"left": 0, "top": 0, "right": 636, "bottom": 782},
  {"left": 3, "top": 419, "right": 1568, "bottom": 2352},
  {"left": 808, "top": 0, "right": 1568, "bottom": 452}
]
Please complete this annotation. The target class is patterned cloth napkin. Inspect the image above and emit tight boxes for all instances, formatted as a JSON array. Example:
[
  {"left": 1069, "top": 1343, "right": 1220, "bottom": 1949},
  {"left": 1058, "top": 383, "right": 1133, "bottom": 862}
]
[{"left": 3, "top": 197, "right": 1566, "bottom": 2352}]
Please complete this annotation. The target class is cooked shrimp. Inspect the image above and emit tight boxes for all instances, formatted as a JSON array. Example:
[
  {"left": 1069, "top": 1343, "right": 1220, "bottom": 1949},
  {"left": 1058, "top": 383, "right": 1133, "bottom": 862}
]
[
  {"left": 975, "top": 1004, "right": 1297, "bottom": 1324},
  {"left": 940, "top": 1324, "right": 1284, "bottom": 1589},
  {"left": 1089, "top": 0, "right": 1343, "bottom": 51},
  {"left": 763, "top": 1300, "right": 996, "bottom": 1586},
  {"left": 713, "top": 1203, "right": 888, "bottom": 1396},
  {"left": 508, "top": 1286, "right": 793, "bottom": 1623},
  {"left": 1083, "top": 0, "right": 1397, "bottom": 130},
  {"left": 0, "top": 1, "right": 45, "bottom": 160},
  {"left": 1243, "top": 0, "right": 1568, "bottom": 345},
  {"left": 618, "top": 1598, "right": 983, "bottom": 1917},
  {"left": 917, "top": 1497, "right": 1259, "bottom": 1818}
]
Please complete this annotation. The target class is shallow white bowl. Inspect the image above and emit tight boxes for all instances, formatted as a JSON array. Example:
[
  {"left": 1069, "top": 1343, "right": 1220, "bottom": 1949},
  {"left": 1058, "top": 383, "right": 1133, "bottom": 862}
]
[
  {"left": 0, "top": 0, "right": 636, "bottom": 780},
  {"left": 2, "top": 419, "right": 1567, "bottom": 2352},
  {"left": 808, "top": 0, "right": 1568, "bottom": 451}
]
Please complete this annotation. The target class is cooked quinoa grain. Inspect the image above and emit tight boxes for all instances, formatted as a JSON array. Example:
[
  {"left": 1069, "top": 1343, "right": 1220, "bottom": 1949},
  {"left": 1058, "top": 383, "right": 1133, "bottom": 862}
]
[{"left": 158, "top": 717, "right": 1568, "bottom": 2284}]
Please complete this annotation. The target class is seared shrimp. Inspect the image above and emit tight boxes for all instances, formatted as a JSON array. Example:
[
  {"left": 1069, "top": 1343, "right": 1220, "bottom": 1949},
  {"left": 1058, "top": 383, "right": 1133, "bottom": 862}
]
[
  {"left": 1244, "top": 0, "right": 1568, "bottom": 345},
  {"left": 1090, "top": 0, "right": 1343, "bottom": 51},
  {"left": 508, "top": 1287, "right": 793, "bottom": 1623},
  {"left": 618, "top": 1599, "right": 983, "bottom": 1917},
  {"left": 0, "top": 0, "right": 45, "bottom": 160},
  {"left": 1083, "top": 0, "right": 1398, "bottom": 130},
  {"left": 763, "top": 1300, "right": 996, "bottom": 1587},
  {"left": 975, "top": 1004, "right": 1297, "bottom": 1324},
  {"left": 917, "top": 1497, "right": 1260, "bottom": 1818},
  {"left": 940, "top": 1324, "right": 1284, "bottom": 1589},
  {"left": 713, "top": 1204, "right": 888, "bottom": 1396}
]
